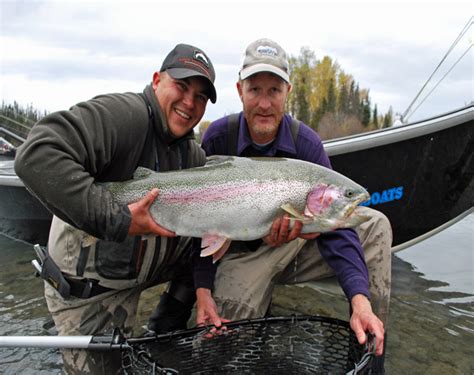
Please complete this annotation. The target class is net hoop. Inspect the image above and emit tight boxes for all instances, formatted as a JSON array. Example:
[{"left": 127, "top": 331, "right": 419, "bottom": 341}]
[{"left": 121, "top": 315, "right": 375, "bottom": 374}]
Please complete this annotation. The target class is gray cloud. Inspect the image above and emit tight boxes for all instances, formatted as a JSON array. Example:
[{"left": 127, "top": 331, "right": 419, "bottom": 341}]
[{"left": 1, "top": 0, "right": 471, "bottom": 123}]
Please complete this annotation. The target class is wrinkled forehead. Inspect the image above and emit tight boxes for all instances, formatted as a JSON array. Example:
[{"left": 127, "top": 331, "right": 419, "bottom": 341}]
[{"left": 241, "top": 72, "right": 289, "bottom": 86}]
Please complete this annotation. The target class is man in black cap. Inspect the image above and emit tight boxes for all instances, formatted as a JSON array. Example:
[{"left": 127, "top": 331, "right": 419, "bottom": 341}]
[{"left": 15, "top": 43, "right": 217, "bottom": 374}]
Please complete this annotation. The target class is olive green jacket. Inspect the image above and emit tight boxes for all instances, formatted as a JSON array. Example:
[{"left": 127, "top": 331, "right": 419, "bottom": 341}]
[
  {"left": 15, "top": 85, "right": 206, "bottom": 289},
  {"left": 15, "top": 84, "right": 206, "bottom": 242}
]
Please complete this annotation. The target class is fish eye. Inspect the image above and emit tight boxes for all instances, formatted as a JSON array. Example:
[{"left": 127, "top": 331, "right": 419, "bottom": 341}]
[{"left": 345, "top": 190, "right": 354, "bottom": 198}]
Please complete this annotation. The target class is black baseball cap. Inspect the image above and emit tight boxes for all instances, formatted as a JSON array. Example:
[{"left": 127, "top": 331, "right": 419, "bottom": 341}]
[{"left": 160, "top": 43, "right": 217, "bottom": 103}]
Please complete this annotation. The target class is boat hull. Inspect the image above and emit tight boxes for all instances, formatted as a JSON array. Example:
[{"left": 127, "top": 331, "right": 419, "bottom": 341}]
[
  {"left": 326, "top": 106, "right": 473, "bottom": 247},
  {"left": 0, "top": 184, "right": 52, "bottom": 245}
]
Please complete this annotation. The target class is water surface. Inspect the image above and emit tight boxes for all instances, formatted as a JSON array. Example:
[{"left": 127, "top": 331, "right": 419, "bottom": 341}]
[{"left": 0, "top": 214, "right": 472, "bottom": 374}]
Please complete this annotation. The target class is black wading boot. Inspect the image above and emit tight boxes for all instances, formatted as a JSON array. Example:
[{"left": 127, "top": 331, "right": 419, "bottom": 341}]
[{"left": 147, "top": 282, "right": 196, "bottom": 334}]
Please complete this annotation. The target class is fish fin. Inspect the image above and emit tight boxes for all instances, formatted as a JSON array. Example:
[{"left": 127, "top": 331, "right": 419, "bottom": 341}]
[
  {"left": 344, "top": 207, "right": 371, "bottom": 227},
  {"left": 205, "top": 155, "right": 234, "bottom": 166},
  {"left": 133, "top": 167, "right": 155, "bottom": 180},
  {"left": 281, "top": 203, "right": 305, "bottom": 220},
  {"left": 212, "top": 239, "right": 232, "bottom": 263},
  {"left": 82, "top": 234, "right": 98, "bottom": 248},
  {"left": 200, "top": 234, "right": 230, "bottom": 258}
]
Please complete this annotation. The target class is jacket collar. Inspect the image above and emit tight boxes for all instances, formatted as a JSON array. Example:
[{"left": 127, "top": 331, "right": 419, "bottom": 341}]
[
  {"left": 143, "top": 84, "right": 195, "bottom": 146},
  {"left": 237, "top": 113, "right": 297, "bottom": 156}
]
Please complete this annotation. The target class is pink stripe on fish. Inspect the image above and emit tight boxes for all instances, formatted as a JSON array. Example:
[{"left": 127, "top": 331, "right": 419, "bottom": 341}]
[{"left": 159, "top": 182, "right": 276, "bottom": 205}]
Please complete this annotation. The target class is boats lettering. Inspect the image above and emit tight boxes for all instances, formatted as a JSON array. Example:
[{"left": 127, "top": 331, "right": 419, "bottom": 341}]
[{"left": 361, "top": 186, "right": 404, "bottom": 207}]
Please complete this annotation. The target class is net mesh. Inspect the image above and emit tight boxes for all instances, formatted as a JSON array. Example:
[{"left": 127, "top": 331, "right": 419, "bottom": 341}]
[{"left": 121, "top": 315, "right": 374, "bottom": 375}]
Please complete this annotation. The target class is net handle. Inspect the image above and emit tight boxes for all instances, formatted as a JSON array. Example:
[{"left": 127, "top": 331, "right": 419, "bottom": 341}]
[{"left": 0, "top": 327, "right": 126, "bottom": 351}]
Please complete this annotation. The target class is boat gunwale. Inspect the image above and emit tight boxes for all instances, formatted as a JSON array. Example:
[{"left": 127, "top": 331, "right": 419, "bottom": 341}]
[
  {"left": 324, "top": 105, "right": 473, "bottom": 156},
  {"left": 0, "top": 175, "right": 23, "bottom": 187}
]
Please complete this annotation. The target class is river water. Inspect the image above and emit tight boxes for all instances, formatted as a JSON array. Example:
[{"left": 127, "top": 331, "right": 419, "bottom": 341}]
[{"left": 0, "top": 214, "right": 472, "bottom": 374}]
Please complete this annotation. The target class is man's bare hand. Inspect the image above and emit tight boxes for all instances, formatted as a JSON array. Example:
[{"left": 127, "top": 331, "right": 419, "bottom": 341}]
[
  {"left": 127, "top": 188, "right": 176, "bottom": 237},
  {"left": 263, "top": 214, "right": 302, "bottom": 247},
  {"left": 350, "top": 294, "right": 385, "bottom": 356},
  {"left": 196, "top": 288, "right": 230, "bottom": 337}
]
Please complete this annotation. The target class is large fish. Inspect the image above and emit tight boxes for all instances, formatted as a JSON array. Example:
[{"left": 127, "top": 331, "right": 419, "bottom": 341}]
[{"left": 106, "top": 156, "right": 370, "bottom": 261}]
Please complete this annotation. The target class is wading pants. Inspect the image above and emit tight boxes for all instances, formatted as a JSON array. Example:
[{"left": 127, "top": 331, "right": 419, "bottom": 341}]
[{"left": 44, "top": 240, "right": 193, "bottom": 375}]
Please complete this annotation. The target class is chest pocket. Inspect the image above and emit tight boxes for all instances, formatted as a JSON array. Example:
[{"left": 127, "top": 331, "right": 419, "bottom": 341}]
[
  {"left": 93, "top": 236, "right": 155, "bottom": 281},
  {"left": 80, "top": 234, "right": 157, "bottom": 289},
  {"left": 48, "top": 216, "right": 157, "bottom": 290}
]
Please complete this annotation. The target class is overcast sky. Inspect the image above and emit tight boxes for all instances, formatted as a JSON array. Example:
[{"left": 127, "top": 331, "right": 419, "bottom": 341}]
[{"left": 1, "top": 0, "right": 472, "bottom": 124}]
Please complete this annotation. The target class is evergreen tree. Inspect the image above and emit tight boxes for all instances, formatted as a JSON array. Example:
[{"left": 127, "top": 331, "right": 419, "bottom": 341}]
[
  {"left": 295, "top": 82, "right": 311, "bottom": 124},
  {"left": 361, "top": 93, "right": 371, "bottom": 127},
  {"left": 347, "top": 81, "right": 356, "bottom": 115},
  {"left": 383, "top": 106, "right": 394, "bottom": 128},
  {"left": 353, "top": 83, "right": 361, "bottom": 117},
  {"left": 372, "top": 104, "right": 379, "bottom": 128},
  {"left": 326, "top": 78, "right": 336, "bottom": 113},
  {"left": 337, "top": 79, "right": 349, "bottom": 114}
]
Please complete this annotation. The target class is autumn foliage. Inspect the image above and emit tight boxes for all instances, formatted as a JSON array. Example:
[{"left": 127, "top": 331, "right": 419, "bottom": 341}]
[{"left": 287, "top": 47, "right": 393, "bottom": 140}]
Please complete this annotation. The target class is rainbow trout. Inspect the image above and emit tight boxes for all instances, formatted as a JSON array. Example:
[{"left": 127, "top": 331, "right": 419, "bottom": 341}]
[{"left": 106, "top": 156, "right": 370, "bottom": 261}]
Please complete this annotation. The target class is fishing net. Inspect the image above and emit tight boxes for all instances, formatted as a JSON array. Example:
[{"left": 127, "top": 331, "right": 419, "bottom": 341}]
[{"left": 120, "top": 315, "right": 375, "bottom": 375}]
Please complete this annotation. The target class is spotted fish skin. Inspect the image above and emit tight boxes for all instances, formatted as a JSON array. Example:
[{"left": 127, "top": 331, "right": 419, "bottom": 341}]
[{"left": 105, "top": 156, "right": 370, "bottom": 247}]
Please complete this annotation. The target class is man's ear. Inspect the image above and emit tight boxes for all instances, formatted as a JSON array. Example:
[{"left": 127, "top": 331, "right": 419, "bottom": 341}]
[
  {"left": 287, "top": 83, "right": 293, "bottom": 94},
  {"left": 152, "top": 71, "right": 161, "bottom": 89},
  {"left": 236, "top": 80, "right": 244, "bottom": 102}
]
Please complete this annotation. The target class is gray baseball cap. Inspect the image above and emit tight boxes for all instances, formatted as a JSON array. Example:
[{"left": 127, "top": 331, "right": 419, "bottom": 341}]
[{"left": 239, "top": 38, "right": 290, "bottom": 83}]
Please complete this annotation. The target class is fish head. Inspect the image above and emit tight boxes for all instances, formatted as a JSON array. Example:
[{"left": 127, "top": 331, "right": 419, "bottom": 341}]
[{"left": 303, "top": 183, "right": 370, "bottom": 229}]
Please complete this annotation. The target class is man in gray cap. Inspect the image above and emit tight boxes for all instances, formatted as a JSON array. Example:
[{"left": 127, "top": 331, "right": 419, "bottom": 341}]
[
  {"left": 196, "top": 38, "right": 392, "bottom": 373},
  {"left": 15, "top": 43, "right": 217, "bottom": 374}
]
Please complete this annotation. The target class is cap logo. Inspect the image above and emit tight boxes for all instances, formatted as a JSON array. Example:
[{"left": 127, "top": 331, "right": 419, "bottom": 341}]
[
  {"left": 256, "top": 45, "right": 278, "bottom": 57},
  {"left": 194, "top": 51, "right": 209, "bottom": 67}
]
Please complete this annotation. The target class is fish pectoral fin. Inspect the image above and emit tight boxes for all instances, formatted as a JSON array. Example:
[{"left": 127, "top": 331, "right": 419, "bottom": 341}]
[
  {"left": 205, "top": 155, "right": 234, "bottom": 166},
  {"left": 200, "top": 234, "right": 232, "bottom": 261},
  {"left": 211, "top": 239, "right": 232, "bottom": 264},
  {"left": 281, "top": 203, "right": 306, "bottom": 220},
  {"left": 132, "top": 166, "right": 155, "bottom": 180}
]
